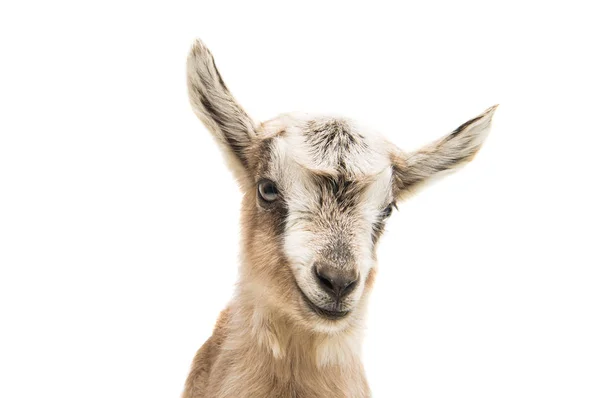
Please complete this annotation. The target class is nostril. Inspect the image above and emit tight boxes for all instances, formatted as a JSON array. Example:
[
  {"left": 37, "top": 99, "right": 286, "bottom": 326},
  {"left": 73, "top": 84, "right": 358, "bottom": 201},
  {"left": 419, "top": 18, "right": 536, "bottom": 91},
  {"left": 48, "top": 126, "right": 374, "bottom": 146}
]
[
  {"left": 314, "top": 266, "right": 335, "bottom": 292},
  {"left": 318, "top": 274, "right": 334, "bottom": 290},
  {"left": 342, "top": 279, "right": 357, "bottom": 296}
]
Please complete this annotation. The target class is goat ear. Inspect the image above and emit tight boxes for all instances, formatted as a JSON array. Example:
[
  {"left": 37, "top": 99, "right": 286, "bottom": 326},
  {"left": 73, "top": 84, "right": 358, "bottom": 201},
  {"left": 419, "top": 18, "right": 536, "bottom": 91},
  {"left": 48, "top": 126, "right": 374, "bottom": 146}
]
[
  {"left": 187, "top": 39, "right": 256, "bottom": 177},
  {"left": 392, "top": 105, "right": 498, "bottom": 200}
]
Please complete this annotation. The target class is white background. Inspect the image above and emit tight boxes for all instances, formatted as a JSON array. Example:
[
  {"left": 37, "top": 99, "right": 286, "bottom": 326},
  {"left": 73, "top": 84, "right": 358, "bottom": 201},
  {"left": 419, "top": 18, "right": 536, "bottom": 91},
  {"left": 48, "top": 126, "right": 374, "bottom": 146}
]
[{"left": 1, "top": 1, "right": 599, "bottom": 397}]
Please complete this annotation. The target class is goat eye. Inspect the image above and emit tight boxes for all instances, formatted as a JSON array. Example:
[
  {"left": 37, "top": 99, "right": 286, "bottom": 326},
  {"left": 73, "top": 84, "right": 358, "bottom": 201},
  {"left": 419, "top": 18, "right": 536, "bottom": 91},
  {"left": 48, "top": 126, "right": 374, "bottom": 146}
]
[
  {"left": 258, "top": 180, "right": 279, "bottom": 202},
  {"left": 381, "top": 203, "right": 394, "bottom": 219}
]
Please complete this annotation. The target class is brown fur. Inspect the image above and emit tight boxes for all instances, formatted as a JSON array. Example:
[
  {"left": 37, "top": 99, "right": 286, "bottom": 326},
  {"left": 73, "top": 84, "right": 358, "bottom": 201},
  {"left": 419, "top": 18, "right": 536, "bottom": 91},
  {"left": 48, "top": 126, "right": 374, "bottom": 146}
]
[
  {"left": 182, "top": 39, "right": 496, "bottom": 397},
  {"left": 182, "top": 186, "right": 373, "bottom": 398}
]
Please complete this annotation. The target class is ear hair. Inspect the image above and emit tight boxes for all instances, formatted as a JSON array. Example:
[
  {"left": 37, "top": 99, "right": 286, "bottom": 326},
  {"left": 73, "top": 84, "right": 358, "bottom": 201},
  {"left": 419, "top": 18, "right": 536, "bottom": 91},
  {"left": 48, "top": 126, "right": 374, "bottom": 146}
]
[
  {"left": 186, "top": 39, "right": 257, "bottom": 179},
  {"left": 392, "top": 105, "right": 498, "bottom": 200}
]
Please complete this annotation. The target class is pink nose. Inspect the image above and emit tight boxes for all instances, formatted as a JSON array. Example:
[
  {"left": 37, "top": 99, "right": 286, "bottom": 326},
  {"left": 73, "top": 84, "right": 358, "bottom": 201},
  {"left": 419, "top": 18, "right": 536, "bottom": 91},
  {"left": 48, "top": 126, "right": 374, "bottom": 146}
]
[{"left": 313, "top": 263, "right": 359, "bottom": 300}]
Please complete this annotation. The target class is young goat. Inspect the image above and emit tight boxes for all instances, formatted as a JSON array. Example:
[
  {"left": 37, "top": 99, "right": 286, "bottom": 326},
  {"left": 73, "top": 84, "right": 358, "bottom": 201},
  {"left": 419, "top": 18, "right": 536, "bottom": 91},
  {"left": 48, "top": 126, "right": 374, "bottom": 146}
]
[{"left": 183, "top": 39, "right": 497, "bottom": 398}]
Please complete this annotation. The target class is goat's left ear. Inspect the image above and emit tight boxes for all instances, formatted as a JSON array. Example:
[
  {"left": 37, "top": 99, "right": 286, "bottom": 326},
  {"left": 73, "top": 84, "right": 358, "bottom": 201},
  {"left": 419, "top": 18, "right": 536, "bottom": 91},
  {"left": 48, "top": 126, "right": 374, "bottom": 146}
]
[
  {"left": 392, "top": 105, "right": 498, "bottom": 200},
  {"left": 187, "top": 39, "right": 257, "bottom": 178}
]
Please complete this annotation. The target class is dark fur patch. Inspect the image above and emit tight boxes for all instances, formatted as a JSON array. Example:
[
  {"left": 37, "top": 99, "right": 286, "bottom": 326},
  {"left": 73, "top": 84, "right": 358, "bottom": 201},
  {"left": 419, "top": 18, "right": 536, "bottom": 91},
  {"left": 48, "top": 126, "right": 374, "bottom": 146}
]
[
  {"left": 371, "top": 220, "right": 385, "bottom": 244},
  {"left": 447, "top": 114, "right": 483, "bottom": 140},
  {"left": 250, "top": 137, "right": 274, "bottom": 177},
  {"left": 199, "top": 96, "right": 250, "bottom": 167},
  {"left": 211, "top": 56, "right": 228, "bottom": 90},
  {"left": 312, "top": 174, "right": 364, "bottom": 213},
  {"left": 252, "top": 138, "right": 288, "bottom": 238},
  {"left": 304, "top": 119, "right": 367, "bottom": 173}
]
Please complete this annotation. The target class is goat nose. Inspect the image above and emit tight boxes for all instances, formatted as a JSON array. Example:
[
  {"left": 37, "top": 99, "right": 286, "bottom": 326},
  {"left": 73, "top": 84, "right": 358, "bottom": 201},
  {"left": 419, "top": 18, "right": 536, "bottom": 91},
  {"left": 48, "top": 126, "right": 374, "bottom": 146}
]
[{"left": 313, "top": 263, "right": 359, "bottom": 300}]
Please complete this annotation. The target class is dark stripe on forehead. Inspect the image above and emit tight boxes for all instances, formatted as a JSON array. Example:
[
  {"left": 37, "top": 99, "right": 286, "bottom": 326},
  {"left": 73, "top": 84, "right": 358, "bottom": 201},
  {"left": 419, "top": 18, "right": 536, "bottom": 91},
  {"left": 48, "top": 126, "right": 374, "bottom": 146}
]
[
  {"left": 304, "top": 119, "right": 368, "bottom": 174},
  {"left": 312, "top": 174, "right": 367, "bottom": 213},
  {"left": 305, "top": 119, "right": 356, "bottom": 146}
]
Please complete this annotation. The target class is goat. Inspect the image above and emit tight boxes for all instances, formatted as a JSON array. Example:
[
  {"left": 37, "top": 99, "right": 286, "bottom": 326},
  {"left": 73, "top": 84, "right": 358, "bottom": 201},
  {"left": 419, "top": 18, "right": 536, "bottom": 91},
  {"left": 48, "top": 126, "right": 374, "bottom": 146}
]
[{"left": 182, "top": 39, "right": 496, "bottom": 398}]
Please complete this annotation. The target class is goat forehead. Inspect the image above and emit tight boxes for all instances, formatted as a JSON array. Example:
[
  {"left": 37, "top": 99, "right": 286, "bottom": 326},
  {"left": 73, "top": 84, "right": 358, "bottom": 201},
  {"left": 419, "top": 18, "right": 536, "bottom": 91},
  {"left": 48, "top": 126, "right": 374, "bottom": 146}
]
[{"left": 262, "top": 114, "right": 392, "bottom": 179}]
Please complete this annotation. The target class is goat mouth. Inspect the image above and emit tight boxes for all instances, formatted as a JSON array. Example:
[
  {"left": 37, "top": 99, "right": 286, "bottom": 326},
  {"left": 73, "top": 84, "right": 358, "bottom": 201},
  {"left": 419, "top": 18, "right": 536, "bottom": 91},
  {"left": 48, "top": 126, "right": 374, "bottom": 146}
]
[{"left": 296, "top": 284, "right": 350, "bottom": 320}]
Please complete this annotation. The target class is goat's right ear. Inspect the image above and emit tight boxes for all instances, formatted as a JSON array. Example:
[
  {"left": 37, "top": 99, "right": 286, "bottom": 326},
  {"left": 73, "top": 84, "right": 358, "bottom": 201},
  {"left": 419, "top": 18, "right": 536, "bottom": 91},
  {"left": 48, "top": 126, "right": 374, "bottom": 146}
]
[
  {"left": 187, "top": 39, "right": 257, "bottom": 177},
  {"left": 391, "top": 105, "right": 497, "bottom": 200}
]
